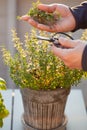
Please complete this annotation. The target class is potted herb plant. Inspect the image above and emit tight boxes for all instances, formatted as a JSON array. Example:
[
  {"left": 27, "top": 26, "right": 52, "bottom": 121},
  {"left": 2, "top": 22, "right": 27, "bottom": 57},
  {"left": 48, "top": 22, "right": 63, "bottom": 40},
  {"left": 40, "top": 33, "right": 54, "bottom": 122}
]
[
  {"left": 2, "top": 28, "right": 87, "bottom": 130},
  {"left": 0, "top": 78, "right": 9, "bottom": 128}
]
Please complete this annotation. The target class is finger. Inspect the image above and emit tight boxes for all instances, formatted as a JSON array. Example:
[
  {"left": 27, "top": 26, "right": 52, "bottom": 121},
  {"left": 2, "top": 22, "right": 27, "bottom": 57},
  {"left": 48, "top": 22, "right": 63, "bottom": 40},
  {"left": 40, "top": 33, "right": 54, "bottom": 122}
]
[
  {"left": 28, "top": 18, "right": 39, "bottom": 28},
  {"left": 59, "top": 37, "right": 78, "bottom": 48},
  {"left": 38, "top": 4, "right": 57, "bottom": 13},
  {"left": 21, "top": 15, "right": 30, "bottom": 21},
  {"left": 21, "top": 15, "right": 51, "bottom": 31},
  {"left": 28, "top": 19, "right": 58, "bottom": 32},
  {"left": 37, "top": 24, "right": 58, "bottom": 32},
  {"left": 51, "top": 45, "right": 65, "bottom": 59}
]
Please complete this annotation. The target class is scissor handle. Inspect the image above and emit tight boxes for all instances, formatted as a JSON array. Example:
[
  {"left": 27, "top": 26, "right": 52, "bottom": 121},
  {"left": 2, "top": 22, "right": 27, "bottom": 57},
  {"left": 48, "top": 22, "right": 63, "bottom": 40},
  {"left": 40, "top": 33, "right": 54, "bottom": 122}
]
[
  {"left": 52, "top": 32, "right": 74, "bottom": 48},
  {"left": 52, "top": 32, "right": 74, "bottom": 40},
  {"left": 36, "top": 32, "right": 74, "bottom": 48}
]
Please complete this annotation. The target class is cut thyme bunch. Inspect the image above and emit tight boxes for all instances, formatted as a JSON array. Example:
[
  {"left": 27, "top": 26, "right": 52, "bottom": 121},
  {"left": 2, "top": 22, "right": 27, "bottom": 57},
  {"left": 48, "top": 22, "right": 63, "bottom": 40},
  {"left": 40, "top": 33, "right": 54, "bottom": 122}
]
[{"left": 27, "top": 1, "right": 61, "bottom": 25}]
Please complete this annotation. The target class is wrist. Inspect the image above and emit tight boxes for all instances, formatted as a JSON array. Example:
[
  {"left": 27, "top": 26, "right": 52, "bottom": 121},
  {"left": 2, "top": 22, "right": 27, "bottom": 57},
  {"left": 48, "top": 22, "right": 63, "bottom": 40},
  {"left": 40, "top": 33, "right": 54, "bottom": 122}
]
[
  {"left": 69, "top": 8, "right": 77, "bottom": 32},
  {"left": 82, "top": 45, "right": 87, "bottom": 71}
]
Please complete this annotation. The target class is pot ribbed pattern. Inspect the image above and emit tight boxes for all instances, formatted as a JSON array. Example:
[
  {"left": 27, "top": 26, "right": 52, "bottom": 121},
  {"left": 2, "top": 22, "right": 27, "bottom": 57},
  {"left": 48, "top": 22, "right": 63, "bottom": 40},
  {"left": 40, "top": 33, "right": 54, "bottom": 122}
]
[{"left": 20, "top": 88, "right": 70, "bottom": 130}]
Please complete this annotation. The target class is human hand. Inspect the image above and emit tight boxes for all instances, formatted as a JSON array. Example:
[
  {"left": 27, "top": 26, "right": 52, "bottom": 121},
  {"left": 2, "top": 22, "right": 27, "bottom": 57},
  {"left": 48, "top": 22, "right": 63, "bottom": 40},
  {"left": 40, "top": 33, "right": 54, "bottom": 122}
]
[
  {"left": 21, "top": 3, "right": 76, "bottom": 32},
  {"left": 51, "top": 37, "right": 86, "bottom": 70}
]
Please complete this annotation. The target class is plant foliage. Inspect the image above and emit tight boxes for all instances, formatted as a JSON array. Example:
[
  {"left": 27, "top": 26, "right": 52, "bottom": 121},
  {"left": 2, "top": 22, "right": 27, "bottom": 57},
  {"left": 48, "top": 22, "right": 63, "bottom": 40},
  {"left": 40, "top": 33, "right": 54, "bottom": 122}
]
[
  {"left": 0, "top": 78, "right": 9, "bottom": 127},
  {"left": 2, "top": 29, "right": 87, "bottom": 90}
]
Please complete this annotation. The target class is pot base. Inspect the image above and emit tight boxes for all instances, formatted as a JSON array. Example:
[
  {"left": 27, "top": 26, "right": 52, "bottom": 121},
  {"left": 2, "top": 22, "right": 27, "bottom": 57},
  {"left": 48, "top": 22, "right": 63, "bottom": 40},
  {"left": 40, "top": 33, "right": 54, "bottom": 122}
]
[{"left": 21, "top": 114, "right": 67, "bottom": 130}]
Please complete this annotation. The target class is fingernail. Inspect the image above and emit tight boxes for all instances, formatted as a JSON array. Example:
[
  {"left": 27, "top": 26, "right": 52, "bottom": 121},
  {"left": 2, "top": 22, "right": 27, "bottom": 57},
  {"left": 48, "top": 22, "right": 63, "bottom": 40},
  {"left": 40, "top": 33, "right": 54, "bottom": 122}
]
[{"left": 21, "top": 15, "right": 29, "bottom": 21}]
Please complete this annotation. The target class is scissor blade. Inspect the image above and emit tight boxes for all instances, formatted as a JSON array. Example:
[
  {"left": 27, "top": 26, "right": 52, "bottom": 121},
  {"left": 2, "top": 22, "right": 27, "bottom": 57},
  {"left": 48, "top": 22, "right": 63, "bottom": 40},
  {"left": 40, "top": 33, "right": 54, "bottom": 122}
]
[{"left": 36, "top": 35, "right": 52, "bottom": 42}]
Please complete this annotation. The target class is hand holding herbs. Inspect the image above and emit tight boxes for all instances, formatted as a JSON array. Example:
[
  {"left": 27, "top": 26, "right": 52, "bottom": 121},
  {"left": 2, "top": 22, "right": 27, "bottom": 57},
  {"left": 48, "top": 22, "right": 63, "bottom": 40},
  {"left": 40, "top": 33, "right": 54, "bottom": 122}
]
[{"left": 21, "top": 2, "right": 76, "bottom": 32}]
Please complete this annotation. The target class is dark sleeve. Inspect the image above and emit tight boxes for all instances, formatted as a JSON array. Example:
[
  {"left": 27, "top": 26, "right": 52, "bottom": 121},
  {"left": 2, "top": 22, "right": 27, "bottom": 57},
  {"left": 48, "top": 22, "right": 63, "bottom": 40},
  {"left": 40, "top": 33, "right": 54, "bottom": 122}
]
[
  {"left": 69, "top": 2, "right": 87, "bottom": 71},
  {"left": 70, "top": 2, "right": 87, "bottom": 31}
]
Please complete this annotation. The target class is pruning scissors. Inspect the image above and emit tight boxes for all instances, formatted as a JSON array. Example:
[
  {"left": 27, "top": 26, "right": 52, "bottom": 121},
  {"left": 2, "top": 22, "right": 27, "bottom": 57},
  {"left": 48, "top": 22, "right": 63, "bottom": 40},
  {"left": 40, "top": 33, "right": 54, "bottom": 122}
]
[{"left": 36, "top": 32, "right": 74, "bottom": 48}]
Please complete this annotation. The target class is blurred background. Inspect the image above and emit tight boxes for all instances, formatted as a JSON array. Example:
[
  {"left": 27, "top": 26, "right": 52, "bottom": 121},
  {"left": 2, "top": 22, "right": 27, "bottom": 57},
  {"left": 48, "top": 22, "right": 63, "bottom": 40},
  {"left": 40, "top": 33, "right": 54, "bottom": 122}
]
[{"left": 0, "top": 0, "right": 87, "bottom": 107}]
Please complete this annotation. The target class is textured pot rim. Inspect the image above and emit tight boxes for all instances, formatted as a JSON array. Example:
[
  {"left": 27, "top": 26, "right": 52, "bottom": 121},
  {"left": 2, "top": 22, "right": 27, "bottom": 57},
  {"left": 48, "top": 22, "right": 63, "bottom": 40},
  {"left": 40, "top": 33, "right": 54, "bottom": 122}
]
[
  {"left": 20, "top": 87, "right": 70, "bottom": 103},
  {"left": 20, "top": 87, "right": 70, "bottom": 93}
]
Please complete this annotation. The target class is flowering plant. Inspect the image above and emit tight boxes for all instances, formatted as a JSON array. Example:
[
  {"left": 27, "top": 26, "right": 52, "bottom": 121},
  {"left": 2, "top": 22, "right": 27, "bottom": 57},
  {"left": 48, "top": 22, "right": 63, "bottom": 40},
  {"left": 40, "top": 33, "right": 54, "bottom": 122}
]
[{"left": 2, "top": 29, "right": 87, "bottom": 90}]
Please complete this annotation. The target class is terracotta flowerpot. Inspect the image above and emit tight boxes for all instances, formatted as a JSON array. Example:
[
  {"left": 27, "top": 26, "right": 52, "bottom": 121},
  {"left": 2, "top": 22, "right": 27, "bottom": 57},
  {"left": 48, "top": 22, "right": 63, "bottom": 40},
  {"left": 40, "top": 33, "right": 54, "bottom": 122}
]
[{"left": 20, "top": 88, "right": 70, "bottom": 130}]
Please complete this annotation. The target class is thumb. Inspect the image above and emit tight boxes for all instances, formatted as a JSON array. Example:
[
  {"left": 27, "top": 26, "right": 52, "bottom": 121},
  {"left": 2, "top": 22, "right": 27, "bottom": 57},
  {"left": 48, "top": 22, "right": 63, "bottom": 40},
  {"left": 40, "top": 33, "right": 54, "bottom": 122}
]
[
  {"left": 51, "top": 45, "right": 64, "bottom": 59},
  {"left": 59, "top": 37, "right": 76, "bottom": 48}
]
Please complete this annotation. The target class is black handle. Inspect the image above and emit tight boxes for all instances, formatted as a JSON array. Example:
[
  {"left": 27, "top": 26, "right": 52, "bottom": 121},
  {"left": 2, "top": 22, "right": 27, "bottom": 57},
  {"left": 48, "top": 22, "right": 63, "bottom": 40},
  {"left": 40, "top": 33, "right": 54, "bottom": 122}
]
[
  {"left": 52, "top": 32, "right": 74, "bottom": 48},
  {"left": 53, "top": 40, "right": 62, "bottom": 48}
]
